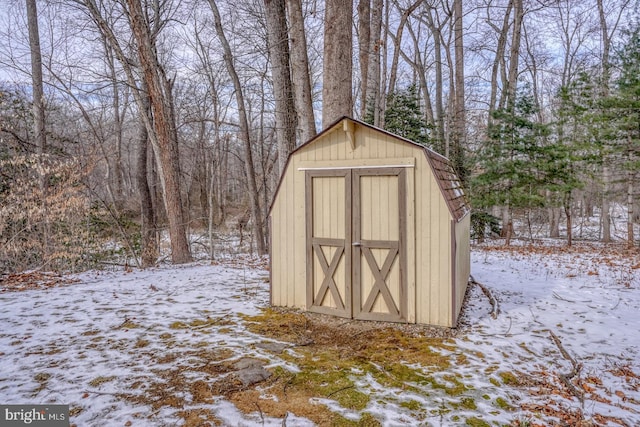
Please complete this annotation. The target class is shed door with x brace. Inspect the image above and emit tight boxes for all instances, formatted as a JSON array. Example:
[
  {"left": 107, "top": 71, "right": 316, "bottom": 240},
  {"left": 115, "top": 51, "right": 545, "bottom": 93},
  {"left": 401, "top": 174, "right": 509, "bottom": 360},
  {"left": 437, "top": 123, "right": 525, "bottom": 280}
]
[{"left": 305, "top": 168, "right": 407, "bottom": 322}]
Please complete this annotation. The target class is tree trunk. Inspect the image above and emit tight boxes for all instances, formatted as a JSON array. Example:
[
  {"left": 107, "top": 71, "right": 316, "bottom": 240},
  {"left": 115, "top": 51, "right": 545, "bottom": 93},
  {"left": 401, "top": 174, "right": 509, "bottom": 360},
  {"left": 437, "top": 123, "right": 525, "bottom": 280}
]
[
  {"left": 488, "top": 0, "right": 513, "bottom": 120},
  {"left": 322, "top": 0, "right": 353, "bottom": 128},
  {"left": 452, "top": 0, "right": 465, "bottom": 180},
  {"left": 264, "top": 0, "right": 298, "bottom": 176},
  {"left": 628, "top": 186, "right": 634, "bottom": 248},
  {"left": 583, "top": 192, "right": 594, "bottom": 218},
  {"left": 628, "top": 137, "right": 635, "bottom": 248},
  {"left": 26, "top": 0, "right": 45, "bottom": 157},
  {"left": 365, "top": 0, "right": 383, "bottom": 126},
  {"left": 357, "top": 0, "right": 370, "bottom": 119},
  {"left": 105, "top": 43, "right": 125, "bottom": 205},
  {"left": 126, "top": 0, "right": 192, "bottom": 264},
  {"left": 137, "top": 88, "right": 158, "bottom": 268},
  {"left": 565, "top": 195, "right": 573, "bottom": 247},
  {"left": 286, "top": 0, "right": 316, "bottom": 143},
  {"left": 549, "top": 207, "right": 561, "bottom": 238},
  {"left": 425, "top": 7, "right": 446, "bottom": 154},
  {"left": 403, "top": 22, "right": 434, "bottom": 127},
  {"left": 598, "top": 0, "right": 612, "bottom": 243},
  {"left": 26, "top": 0, "right": 49, "bottom": 261},
  {"left": 501, "top": 205, "right": 510, "bottom": 239},
  {"left": 505, "top": 0, "right": 523, "bottom": 110},
  {"left": 505, "top": 207, "right": 514, "bottom": 246},
  {"left": 208, "top": 0, "right": 267, "bottom": 255}
]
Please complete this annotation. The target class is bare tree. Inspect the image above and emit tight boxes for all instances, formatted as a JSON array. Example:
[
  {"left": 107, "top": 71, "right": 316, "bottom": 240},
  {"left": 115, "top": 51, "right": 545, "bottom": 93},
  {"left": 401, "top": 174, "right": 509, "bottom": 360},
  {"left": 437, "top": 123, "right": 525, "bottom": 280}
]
[
  {"left": 207, "top": 0, "right": 267, "bottom": 255},
  {"left": 361, "top": 0, "right": 384, "bottom": 125},
  {"left": 190, "top": 21, "right": 230, "bottom": 229},
  {"left": 79, "top": 0, "right": 192, "bottom": 264},
  {"left": 403, "top": 16, "right": 435, "bottom": 128},
  {"left": 452, "top": 0, "right": 465, "bottom": 179},
  {"left": 387, "top": 0, "right": 421, "bottom": 97},
  {"left": 505, "top": 0, "right": 523, "bottom": 110},
  {"left": 358, "top": 0, "right": 371, "bottom": 119},
  {"left": 125, "top": 0, "right": 191, "bottom": 263},
  {"left": 322, "top": 0, "right": 353, "bottom": 127},
  {"left": 486, "top": 0, "right": 513, "bottom": 120},
  {"left": 598, "top": 0, "right": 612, "bottom": 243},
  {"left": 137, "top": 85, "right": 158, "bottom": 267},
  {"left": 103, "top": 41, "right": 126, "bottom": 205},
  {"left": 264, "top": 0, "right": 297, "bottom": 175},
  {"left": 25, "top": 0, "right": 45, "bottom": 156},
  {"left": 423, "top": 4, "right": 449, "bottom": 152},
  {"left": 25, "top": 0, "right": 49, "bottom": 259},
  {"left": 286, "top": 0, "right": 316, "bottom": 143}
]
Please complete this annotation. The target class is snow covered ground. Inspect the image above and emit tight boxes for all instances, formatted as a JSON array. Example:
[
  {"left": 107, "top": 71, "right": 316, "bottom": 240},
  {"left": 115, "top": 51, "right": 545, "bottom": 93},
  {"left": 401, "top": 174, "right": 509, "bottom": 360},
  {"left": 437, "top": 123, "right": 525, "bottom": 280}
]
[{"left": 0, "top": 243, "right": 638, "bottom": 426}]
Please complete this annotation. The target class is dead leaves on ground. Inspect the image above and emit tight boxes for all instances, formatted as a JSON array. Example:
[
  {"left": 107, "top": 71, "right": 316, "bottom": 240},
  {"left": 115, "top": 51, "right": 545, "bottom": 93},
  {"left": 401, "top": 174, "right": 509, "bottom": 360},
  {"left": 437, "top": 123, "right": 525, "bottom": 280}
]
[
  {"left": 0, "top": 271, "right": 78, "bottom": 291},
  {"left": 476, "top": 241, "right": 640, "bottom": 270},
  {"left": 523, "top": 364, "right": 640, "bottom": 426}
]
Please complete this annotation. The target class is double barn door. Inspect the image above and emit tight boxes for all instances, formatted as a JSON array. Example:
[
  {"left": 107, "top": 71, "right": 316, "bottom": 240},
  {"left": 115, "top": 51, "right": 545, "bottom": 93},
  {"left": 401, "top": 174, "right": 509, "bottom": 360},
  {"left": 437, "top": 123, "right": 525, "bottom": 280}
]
[{"left": 305, "top": 167, "right": 407, "bottom": 322}]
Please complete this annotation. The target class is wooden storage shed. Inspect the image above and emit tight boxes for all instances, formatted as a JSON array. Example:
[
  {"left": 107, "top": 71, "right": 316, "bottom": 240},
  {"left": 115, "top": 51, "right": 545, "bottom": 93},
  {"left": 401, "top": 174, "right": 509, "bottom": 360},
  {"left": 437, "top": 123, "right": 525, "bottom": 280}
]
[{"left": 269, "top": 117, "right": 470, "bottom": 327}]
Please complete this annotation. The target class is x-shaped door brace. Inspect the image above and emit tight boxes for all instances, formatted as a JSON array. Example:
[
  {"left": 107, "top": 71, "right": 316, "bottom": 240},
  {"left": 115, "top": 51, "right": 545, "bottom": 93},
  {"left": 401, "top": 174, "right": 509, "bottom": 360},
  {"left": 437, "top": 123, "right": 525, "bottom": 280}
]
[
  {"left": 361, "top": 246, "right": 400, "bottom": 315},
  {"left": 312, "top": 243, "right": 346, "bottom": 310}
]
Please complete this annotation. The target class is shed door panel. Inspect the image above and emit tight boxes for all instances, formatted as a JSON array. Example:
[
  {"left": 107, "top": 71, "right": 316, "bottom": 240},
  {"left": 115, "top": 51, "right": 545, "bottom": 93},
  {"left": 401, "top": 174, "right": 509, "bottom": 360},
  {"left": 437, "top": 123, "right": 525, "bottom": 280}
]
[
  {"left": 305, "top": 168, "right": 406, "bottom": 322},
  {"left": 306, "top": 171, "right": 351, "bottom": 317},
  {"left": 353, "top": 168, "right": 407, "bottom": 322}
]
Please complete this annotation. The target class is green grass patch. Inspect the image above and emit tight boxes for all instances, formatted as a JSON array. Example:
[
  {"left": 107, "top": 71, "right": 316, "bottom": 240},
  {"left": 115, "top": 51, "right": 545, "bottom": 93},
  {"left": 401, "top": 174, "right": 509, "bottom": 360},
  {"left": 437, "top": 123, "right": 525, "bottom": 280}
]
[
  {"left": 465, "top": 417, "right": 491, "bottom": 427},
  {"left": 498, "top": 371, "right": 520, "bottom": 386},
  {"left": 460, "top": 397, "right": 477, "bottom": 410},
  {"left": 400, "top": 399, "right": 422, "bottom": 411},
  {"left": 426, "top": 374, "right": 469, "bottom": 396},
  {"left": 495, "top": 396, "right": 515, "bottom": 411}
]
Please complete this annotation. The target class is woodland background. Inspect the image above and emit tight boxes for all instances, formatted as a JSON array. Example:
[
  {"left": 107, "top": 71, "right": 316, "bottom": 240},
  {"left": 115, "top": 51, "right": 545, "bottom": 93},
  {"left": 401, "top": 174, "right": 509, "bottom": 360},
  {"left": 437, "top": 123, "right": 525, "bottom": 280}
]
[{"left": 0, "top": 0, "right": 639, "bottom": 273}]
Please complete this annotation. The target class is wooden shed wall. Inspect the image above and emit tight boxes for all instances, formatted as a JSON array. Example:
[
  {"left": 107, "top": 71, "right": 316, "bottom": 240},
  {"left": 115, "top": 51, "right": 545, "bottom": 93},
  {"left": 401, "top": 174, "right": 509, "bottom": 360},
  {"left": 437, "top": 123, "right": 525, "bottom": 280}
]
[
  {"left": 413, "top": 150, "right": 455, "bottom": 327},
  {"left": 453, "top": 214, "right": 471, "bottom": 326},
  {"left": 270, "top": 122, "right": 457, "bottom": 327}
]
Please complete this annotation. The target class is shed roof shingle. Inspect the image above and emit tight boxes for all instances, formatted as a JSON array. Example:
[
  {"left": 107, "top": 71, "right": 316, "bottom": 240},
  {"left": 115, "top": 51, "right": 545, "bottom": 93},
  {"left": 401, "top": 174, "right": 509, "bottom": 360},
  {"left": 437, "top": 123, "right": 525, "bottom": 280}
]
[{"left": 425, "top": 151, "right": 470, "bottom": 222}]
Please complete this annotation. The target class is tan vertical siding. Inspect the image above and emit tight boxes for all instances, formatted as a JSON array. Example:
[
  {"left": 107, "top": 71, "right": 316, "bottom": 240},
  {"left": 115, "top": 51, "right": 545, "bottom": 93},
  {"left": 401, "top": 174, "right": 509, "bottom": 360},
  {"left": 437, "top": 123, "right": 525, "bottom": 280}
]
[
  {"left": 271, "top": 152, "right": 307, "bottom": 308},
  {"left": 405, "top": 167, "right": 416, "bottom": 323},
  {"left": 414, "top": 151, "right": 454, "bottom": 327},
  {"left": 453, "top": 214, "right": 471, "bottom": 325},
  {"left": 292, "top": 157, "right": 306, "bottom": 307}
]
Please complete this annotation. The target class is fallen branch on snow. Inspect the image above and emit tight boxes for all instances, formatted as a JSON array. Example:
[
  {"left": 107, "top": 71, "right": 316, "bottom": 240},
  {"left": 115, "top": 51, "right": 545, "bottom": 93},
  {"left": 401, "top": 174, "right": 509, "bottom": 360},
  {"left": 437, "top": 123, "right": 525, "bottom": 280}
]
[
  {"left": 469, "top": 276, "right": 500, "bottom": 319},
  {"left": 552, "top": 291, "right": 591, "bottom": 303},
  {"left": 548, "top": 330, "right": 584, "bottom": 405}
]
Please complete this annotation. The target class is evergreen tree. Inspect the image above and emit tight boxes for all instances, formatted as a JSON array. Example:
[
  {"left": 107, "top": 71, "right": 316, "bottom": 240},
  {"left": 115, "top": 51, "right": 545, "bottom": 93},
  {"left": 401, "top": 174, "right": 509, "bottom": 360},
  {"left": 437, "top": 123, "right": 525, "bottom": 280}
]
[
  {"left": 551, "top": 73, "right": 598, "bottom": 245},
  {"left": 366, "top": 85, "right": 470, "bottom": 186},
  {"left": 471, "top": 87, "right": 550, "bottom": 243},
  {"left": 604, "top": 25, "right": 640, "bottom": 246},
  {"left": 366, "top": 85, "right": 432, "bottom": 147}
]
